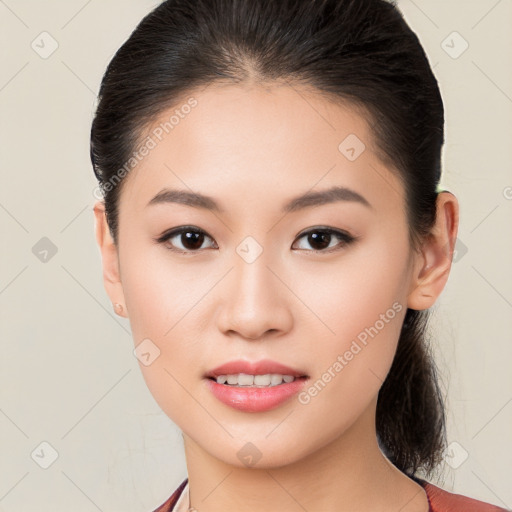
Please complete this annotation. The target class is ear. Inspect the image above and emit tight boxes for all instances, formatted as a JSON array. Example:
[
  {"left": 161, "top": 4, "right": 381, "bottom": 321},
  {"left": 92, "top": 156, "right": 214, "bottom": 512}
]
[
  {"left": 407, "top": 191, "right": 459, "bottom": 310},
  {"left": 93, "top": 200, "right": 128, "bottom": 318}
]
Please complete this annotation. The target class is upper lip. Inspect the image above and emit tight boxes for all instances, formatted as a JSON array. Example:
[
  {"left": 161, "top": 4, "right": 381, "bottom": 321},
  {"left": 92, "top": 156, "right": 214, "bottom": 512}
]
[{"left": 205, "top": 359, "right": 309, "bottom": 379}]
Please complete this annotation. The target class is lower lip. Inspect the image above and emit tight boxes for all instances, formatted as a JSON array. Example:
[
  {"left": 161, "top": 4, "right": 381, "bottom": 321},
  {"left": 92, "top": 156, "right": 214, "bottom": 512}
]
[{"left": 205, "top": 377, "right": 308, "bottom": 412}]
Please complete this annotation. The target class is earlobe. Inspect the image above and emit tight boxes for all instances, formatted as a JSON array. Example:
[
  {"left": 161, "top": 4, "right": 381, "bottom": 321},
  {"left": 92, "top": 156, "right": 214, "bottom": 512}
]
[
  {"left": 407, "top": 191, "right": 459, "bottom": 311},
  {"left": 93, "top": 200, "right": 127, "bottom": 317}
]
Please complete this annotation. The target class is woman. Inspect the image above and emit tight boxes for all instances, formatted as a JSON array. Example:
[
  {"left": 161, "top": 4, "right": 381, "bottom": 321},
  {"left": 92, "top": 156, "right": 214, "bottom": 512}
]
[{"left": 90, "top": 0, "right": 506, "bottom": 510}]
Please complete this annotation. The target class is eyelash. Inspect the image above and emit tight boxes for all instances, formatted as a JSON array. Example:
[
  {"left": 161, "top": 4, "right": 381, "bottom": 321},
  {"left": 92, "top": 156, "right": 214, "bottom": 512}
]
[{"left": 154, "top": 225, "right": 357, "bottom": 255}]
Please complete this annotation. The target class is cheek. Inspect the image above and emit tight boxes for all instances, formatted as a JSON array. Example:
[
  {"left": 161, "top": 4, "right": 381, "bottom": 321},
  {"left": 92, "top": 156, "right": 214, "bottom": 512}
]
[
  {"left": 120, "top": 243, "right": 200, "bottom": 339},
  {"left": 118, "top": 244, "right": 213, "bottom": 419},
  {"left": 298, "top": 240, "right": 407, "bottom": 345},
  {"left": 295, "top": 238, "right": 408, "bottom": 403},
  {"left": 292, "top": 286, "right": 404, "bottom": 445}
]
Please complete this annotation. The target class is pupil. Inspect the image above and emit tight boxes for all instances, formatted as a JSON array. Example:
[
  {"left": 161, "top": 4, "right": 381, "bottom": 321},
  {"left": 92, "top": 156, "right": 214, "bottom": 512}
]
[
  {"left": 182, "top": 231, "right": 203, "bottom": 250},
  {"left": 309, "top": 232, "right": 330, "bottom": 250}
]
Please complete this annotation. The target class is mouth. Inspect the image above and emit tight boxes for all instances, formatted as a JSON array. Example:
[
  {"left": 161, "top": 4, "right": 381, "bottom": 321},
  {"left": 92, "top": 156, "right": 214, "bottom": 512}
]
[
  {"left": 204, "top": 359, "right": 309, "bottom": 388},
  {"left": 206, "top": 374, "right": 309, "bottom": 387},
  {"left": 203, "top": 359, "right": 310, "bottom": 412}
]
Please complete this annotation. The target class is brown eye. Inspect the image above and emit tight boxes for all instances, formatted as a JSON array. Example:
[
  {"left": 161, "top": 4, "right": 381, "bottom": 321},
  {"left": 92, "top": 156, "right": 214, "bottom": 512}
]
[
  {"left": 293, "top": 228, "right": 356, "bottom": 253},
  {"left": 154, "top": 225, "right": 356, "bottom": 255},
  {"left": 155, "top": 226, "right": 217, "bottom": 253}
]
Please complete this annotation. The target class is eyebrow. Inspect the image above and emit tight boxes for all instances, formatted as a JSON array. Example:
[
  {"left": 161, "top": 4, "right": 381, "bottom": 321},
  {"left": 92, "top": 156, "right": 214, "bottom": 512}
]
[{"left": 146, "top": 185, "right": 372, "bottom": 213}]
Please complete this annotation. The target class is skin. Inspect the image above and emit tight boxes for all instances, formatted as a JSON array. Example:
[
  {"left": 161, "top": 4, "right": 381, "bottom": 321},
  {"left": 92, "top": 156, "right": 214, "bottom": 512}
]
[{"left": 94, "top": 82, "right": 459, "bottom": 512}]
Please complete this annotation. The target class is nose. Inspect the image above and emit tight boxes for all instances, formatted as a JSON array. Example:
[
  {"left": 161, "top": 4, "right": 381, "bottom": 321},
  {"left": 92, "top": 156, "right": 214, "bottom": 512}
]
[{"left": 215, "top": 249, "right": 293, "bottom": 341}]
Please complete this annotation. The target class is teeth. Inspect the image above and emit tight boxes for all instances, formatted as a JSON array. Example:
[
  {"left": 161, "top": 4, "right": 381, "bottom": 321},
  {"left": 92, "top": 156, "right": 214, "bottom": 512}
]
[
  {"left": 215, "top": 373, "right": 297, "bottom": 387},
  {"left": 226, "top": 374, "right": 238, "bottom": 385},
  {"left": 238, "top": 373, "right": 254, "bottom": 386},
  {"left": 270, "top": 374, "right": 282, "bottom": 386},
  {"left": 254, "top": 374, "right": 270, "bottom": 386}
]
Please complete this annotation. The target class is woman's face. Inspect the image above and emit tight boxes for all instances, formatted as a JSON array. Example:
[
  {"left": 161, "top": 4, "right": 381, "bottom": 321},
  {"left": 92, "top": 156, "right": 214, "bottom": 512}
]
[{"left": 102, "top": 83, "right": 423, "bottom": 467}]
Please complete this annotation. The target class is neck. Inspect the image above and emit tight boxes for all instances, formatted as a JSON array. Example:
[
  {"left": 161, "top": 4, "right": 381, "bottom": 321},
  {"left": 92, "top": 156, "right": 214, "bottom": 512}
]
[{"left": 182, "top": 397, "right": 429, "bottom": 512}]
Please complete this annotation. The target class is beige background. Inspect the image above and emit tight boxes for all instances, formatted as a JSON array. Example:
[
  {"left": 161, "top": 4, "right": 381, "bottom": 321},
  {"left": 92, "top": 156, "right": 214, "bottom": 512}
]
[{"left": 1, "top": 1, "right": 511, "bottom": 511}]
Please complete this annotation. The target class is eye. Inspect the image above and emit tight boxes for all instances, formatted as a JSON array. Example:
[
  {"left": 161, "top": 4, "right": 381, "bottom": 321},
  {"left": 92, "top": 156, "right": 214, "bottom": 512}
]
[
  {"left": 154, "top": 225, "right": 357, "bottom": 255},
  {"left": 154, "top": 226, "right": 217, "bottom": 254},
  {"left": 292, "top": 227, "right": 356, "bottom": 253}
]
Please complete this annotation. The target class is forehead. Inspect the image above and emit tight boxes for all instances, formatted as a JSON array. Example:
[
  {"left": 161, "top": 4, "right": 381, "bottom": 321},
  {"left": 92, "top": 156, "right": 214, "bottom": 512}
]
[{"left": 119, "top": 82, "right": 403, "bottom": 216}]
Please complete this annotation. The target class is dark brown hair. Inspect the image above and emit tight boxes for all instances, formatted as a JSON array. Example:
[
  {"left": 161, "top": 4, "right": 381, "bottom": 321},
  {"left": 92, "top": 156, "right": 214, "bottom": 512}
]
[{"left": 90, "top": 0, "right": 447, "bottom": 478}]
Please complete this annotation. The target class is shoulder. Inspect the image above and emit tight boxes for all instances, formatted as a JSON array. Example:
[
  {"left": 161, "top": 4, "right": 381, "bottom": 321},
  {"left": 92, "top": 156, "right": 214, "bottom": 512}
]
[
  {"left": 417, "top": 478, "right": 508, "bottom": 512},
  {"left": 152, "top": 477, "right": 509, "bottom": 512},
  {"left": 151, "top": 478, "right": 188, "bottom": 512}
]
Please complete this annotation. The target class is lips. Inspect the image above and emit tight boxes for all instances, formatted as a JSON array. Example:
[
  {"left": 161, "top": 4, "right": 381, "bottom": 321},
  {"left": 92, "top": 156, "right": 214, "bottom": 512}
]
[
  {"left": 205, "top": 359, "right": 309, "bottom": 379},
  {"left": 204, "top": 359, "right": 310, "bottom": 412}
]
